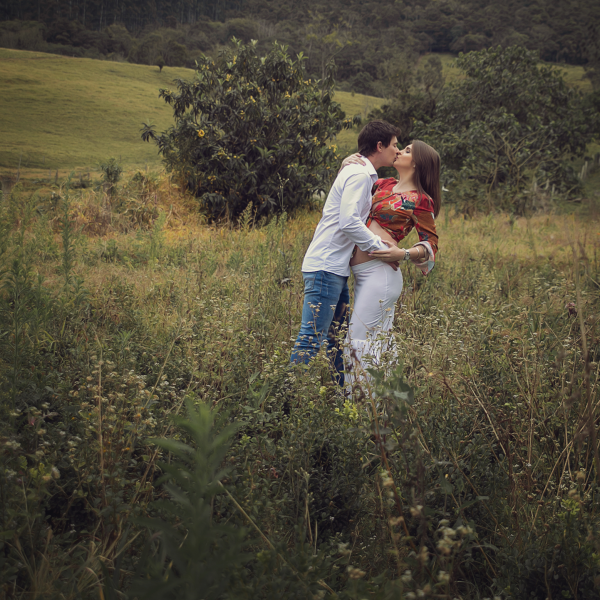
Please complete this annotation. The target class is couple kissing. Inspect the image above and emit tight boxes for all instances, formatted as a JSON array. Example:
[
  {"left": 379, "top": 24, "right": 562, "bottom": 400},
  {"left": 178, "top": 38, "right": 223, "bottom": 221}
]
[{"left": 290, "top": 120, "right": 441, "bottom": 387}]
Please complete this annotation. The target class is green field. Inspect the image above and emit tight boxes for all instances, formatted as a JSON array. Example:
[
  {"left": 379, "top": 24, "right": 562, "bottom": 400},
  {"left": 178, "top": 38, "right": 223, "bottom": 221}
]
[
  {"left": 0, "top": 48, "right": 382, "bottom": 174},
  {"left": 0, "top": 47, "right": 591, "bottom": 177}
]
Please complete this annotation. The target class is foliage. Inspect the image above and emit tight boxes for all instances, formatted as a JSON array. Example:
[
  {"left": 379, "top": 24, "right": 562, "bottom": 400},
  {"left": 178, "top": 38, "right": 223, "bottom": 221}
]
[
  {"left": 414, "top": 46, "right": 596, "bottom": 214},
  {"left": 142, "top": 39, "right": 357, "bottom": 221},
  {"left": 98, "top": 158, "right": 123, "bottom": 197},
  {"left": 1, "top": 176, "right": 600, "bottom": 598},
  {"left": 2, "top": 0, "right": 600, "bottom": 93},
  {"left": 59, "top": 177, "right": 78, "bottom": 288},
  {"left": 130, "top": 401, "right": 247, "bottom": 600},
  {"left": 583, "top": 23, "right": 600, "bottom": 90},
  {"left": 369, "top": 53, "right": 445, "bottom": 148}
]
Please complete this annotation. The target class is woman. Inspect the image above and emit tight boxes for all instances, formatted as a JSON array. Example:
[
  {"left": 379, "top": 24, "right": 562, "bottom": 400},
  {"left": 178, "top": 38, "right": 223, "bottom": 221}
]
[{"left": 341, "top": 140, "right": 441, "bottom": 386}]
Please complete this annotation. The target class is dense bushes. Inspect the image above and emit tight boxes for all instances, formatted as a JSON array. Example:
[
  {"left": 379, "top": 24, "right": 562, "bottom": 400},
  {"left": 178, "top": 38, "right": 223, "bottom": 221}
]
[
  {"left": 142, "top": 40, "right": 357, "bottom": 221},
  {"left": 374, "top": 46, "right": 598, "bottom": 215}
]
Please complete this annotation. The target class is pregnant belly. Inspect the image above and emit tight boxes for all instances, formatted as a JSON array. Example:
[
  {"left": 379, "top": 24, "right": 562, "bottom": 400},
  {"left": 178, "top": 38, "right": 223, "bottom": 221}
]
[{"left": 349, "top": 220, "right": 397, "bottom": 267}]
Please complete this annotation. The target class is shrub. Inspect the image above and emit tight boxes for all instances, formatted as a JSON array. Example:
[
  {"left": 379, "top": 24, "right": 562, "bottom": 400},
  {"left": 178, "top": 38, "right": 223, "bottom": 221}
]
[
  {"left": 414, "top": 46, "right": 596, "bottom": 214},
  {"left": 141, "top": 39, "right": 358, "bottom": 221},
  {"left": 98, "top": 158, "right": 123, "bottom": 197}
]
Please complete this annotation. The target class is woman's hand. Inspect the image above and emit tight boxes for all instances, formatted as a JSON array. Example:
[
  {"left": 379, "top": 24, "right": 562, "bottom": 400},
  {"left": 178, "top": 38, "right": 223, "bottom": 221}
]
[
  {"left": 339, "top": 153, "right": 366, "bottom": 171},
  {"left": 369, "top": 240, "right": 403, "bottom": 268}
]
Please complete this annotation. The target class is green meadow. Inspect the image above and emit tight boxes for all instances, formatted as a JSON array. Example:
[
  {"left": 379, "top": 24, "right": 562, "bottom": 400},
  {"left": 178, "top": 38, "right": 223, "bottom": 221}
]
[
  {"left": 1, "top": 47, "right": 591, "bottom": 178},
  {"left": 0, "top": 48, "right": 382, "bottom": 174}
]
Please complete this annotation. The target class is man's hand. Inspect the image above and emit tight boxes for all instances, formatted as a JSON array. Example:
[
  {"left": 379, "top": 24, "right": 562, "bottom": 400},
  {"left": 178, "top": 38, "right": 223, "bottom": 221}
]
[{"left": 369, "top": 240, "right": 402, "bottom": 270}]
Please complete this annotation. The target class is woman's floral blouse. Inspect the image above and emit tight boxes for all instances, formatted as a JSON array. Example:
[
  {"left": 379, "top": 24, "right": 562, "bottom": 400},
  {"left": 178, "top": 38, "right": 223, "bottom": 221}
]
[{"left": 367, "top": 177, "right": 438, "bottom": 274}]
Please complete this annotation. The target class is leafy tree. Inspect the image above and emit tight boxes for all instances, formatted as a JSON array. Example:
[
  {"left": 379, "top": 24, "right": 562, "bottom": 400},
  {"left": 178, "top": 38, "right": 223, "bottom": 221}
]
[
  {"left": 414, "top": 46, "right": 595, "bottom": 214},
  {"left": 369, "top": 53, "right": 445, "bottom": 147},
  {"left": 305, "top": 13, "right": 353, "bottom": 81},
  {"left": 164, "top": 39, "right": 188, "bottom": 66},
  {"left": 583, "top": 23, "right": 600, "bottom": 90},
  {"left": 142, "top": 39, "right": 358, "bottom": 221}
]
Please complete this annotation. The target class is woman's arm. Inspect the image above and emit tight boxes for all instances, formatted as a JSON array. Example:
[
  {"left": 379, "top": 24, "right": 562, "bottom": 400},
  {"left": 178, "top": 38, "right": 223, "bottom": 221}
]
[
  {"left": 369, "top": 240, "right": 429, "bottom": 263},
  {"left": 338, "top": 153, "right": 365, "bottom": 172}
]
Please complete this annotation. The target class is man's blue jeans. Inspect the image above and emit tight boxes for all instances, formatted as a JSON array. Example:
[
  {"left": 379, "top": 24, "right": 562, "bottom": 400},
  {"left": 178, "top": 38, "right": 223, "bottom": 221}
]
[{"left": 290, "top": 270, "right": 349, "bottom": 385}]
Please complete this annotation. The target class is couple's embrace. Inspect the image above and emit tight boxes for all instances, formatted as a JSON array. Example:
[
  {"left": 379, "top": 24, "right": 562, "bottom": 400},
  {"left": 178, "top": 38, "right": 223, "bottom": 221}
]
[{"left": 290, "top": 120, "right": 441, "bottom": 387}]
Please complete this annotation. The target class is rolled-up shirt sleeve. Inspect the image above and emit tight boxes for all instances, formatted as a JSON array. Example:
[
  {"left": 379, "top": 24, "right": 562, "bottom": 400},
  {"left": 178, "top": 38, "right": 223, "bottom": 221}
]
[
  {"left": 412, "top": 200, "right": 438, "bottom": 275},
  {"left": 338, "top": 173, "right": 387, "bottom": 252}
]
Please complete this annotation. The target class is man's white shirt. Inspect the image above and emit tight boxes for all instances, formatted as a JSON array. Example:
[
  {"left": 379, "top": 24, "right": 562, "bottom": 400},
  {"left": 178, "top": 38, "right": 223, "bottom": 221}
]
[{"left": 301, "top": 159, "right": 386, "bottom": 277}]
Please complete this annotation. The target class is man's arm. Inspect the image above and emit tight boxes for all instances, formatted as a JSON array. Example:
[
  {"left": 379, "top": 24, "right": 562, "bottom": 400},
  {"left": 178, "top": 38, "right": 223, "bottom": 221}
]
[{"left": 338, "top": 173, "right": 387, "bottom": 252}]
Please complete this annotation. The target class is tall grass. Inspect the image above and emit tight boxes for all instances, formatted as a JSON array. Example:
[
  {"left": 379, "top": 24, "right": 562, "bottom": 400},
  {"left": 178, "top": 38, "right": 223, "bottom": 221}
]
[{"left": 0, "top": 179, "right": 599, "bottom": 599}]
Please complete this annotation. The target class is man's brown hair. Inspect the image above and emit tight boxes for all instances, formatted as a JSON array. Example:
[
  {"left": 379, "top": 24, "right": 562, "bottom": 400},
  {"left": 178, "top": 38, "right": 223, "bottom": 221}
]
[{"left": 357, "top": 120, "right": 401, "bottom": 157}]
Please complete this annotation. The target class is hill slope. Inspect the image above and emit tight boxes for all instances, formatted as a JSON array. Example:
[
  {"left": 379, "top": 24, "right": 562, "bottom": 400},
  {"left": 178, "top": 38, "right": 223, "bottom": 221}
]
[{"left": 0, "top": 48, "right": 382, "bottom": 173}]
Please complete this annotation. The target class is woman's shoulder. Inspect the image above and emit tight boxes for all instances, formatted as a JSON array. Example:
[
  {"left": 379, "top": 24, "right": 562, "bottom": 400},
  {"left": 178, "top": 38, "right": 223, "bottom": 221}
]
[{"left": 374, "top": 177, "right": 397, "bottom": 191}]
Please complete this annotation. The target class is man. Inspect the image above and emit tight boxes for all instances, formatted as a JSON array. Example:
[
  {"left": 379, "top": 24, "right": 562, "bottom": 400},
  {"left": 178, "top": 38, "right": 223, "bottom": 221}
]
[{"left": 290, "top": 120, "right": 401, "bottom": 384}]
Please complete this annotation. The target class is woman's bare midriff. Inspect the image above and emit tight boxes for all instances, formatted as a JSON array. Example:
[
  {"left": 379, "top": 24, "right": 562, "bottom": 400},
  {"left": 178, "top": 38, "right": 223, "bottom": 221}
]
[{"left": 350, "top": 220, "right": 397, "bottom": 267}]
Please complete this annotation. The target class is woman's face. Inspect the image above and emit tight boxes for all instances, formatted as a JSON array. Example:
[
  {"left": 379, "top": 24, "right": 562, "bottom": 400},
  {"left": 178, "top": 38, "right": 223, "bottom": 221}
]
[{"left": 393, "top": 144, "right": 414, "bottom": 171}]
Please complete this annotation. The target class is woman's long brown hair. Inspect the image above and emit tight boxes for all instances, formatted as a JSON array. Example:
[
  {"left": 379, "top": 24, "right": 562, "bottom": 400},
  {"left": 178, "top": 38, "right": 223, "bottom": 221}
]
[{"left": 412, "top": 140, "right": 442, "bottom": 218}]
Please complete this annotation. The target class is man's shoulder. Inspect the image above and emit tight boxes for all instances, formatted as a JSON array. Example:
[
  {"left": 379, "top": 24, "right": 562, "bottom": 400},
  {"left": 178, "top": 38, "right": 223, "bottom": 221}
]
[{"left": 335, "top": 163, "right": 374, "bottom": 186}]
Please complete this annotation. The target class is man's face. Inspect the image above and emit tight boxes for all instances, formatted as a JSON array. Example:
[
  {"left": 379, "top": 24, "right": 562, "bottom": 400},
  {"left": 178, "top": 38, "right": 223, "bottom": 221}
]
[{"left": 380, "top": 136, "right": 400, "bottom": 167}]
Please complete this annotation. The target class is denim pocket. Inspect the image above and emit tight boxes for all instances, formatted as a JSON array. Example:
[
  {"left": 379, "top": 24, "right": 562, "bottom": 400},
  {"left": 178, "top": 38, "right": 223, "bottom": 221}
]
[{"left": 303, "top": 273, "right": 316, "bottom": 293}]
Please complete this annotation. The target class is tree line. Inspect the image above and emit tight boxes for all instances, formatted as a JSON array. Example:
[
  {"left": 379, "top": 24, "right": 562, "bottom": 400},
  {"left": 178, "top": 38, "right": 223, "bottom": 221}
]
[{"left": 1, "top": 0, "right": 600, "bottom": 94}]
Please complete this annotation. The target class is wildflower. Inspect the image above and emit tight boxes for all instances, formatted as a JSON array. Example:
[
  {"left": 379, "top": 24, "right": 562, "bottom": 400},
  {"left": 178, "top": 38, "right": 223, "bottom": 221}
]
[
  {"left": 51, "top": 467, "right": 60, "bottom": 479},
  {"left": 347, "top": 566, "right": 366, "bottom": 580},
  {"left": 337, "top": 542, "right": 351, "bottom": 556},
  {"left": 198, "top": 130, "right": 205, "bottom": 138}
]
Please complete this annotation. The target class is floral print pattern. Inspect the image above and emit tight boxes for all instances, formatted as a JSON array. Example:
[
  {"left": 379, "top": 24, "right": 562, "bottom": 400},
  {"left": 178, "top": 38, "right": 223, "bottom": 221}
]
[{"left": 367, "top": 178, "right": 438, "bottom": 274}]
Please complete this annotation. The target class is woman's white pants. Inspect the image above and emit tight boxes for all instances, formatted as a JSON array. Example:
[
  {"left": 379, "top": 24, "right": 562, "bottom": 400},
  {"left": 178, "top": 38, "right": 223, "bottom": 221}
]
[{"left": 344, "top": 260, "right": 403, "bottom": 387}]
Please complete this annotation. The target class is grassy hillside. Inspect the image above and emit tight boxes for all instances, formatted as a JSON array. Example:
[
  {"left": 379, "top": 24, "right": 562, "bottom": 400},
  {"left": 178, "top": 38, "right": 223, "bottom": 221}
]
[
  {"left": 0, "top": 47, "right": 591, "bottom": 177},
  {"left": 0, "top": 48, "right": 382, "bottom": 174},
  {"left": 0, "top": 49, "right": 191, "bottom": 172}
]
